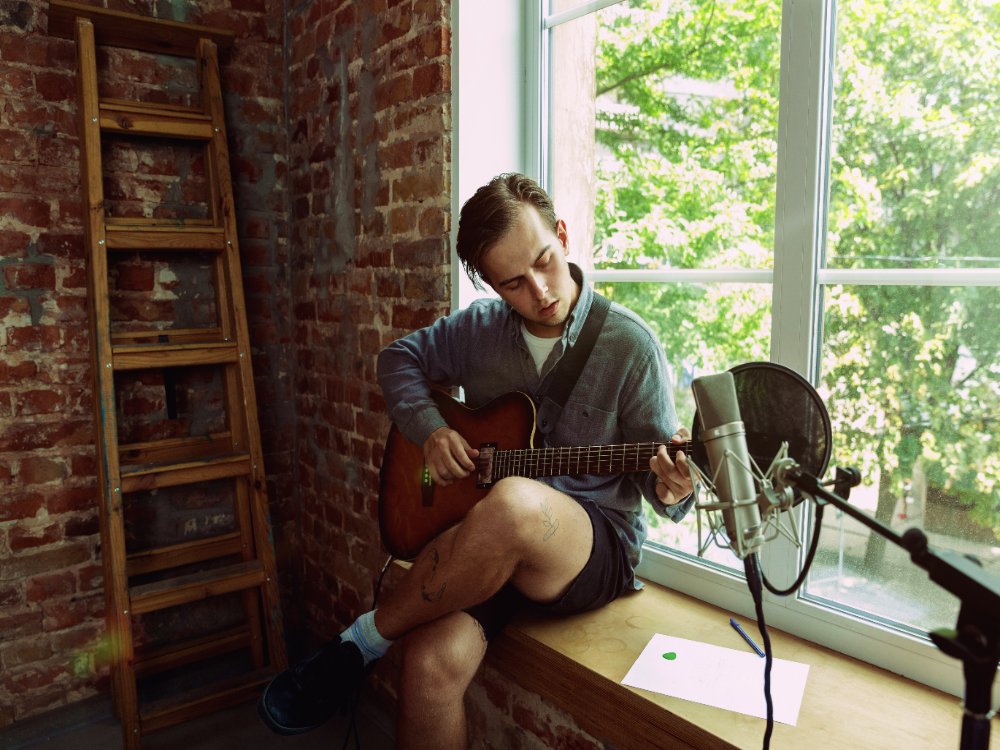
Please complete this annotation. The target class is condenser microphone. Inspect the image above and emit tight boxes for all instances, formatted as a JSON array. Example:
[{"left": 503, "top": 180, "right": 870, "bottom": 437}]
[{"left": 692, "top": 372, "right": 765, "bottom": 559}]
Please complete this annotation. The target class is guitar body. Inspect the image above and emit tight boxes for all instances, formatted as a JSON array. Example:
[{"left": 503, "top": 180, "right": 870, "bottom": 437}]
[{"left": 379, "top": 390, "right": 537, "bottom": 560}]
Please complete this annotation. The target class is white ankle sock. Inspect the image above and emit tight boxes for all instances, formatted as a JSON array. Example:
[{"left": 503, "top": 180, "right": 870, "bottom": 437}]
[{"left": 340, "top": 610, "right": 392, "bottom": 666}]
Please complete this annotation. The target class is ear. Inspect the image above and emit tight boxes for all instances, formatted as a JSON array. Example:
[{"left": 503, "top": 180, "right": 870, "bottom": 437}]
[{"left": 556, "top": 219, "right": 569, "bottom": 253}]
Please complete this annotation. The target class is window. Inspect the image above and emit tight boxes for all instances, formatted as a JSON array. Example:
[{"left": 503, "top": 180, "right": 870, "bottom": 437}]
[{"left": 534, "top": 0, "right": 1000, "bottom": 697}]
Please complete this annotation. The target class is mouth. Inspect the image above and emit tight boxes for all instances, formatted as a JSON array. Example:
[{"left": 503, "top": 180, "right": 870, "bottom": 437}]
[{"left": 539, "top": 300, "right": 559, "bottom": 317}]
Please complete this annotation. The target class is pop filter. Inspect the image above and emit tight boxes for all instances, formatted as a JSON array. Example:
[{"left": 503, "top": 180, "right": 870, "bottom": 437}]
[{"left": 691, "top": 362, "right": 831, "bottom": 506}]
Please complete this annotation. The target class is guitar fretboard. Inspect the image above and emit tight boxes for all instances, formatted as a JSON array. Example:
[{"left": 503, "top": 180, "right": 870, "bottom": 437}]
[{"left": 487, "top": 441, "right": 693, "bottom": 481}]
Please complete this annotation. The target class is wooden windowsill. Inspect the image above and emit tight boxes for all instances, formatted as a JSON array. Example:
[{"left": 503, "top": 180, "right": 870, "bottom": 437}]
[{"left": 484, "top": 577, "right": 978, "bottom": 750}]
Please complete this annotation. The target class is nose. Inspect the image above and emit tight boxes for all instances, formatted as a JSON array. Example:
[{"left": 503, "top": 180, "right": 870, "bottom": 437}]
[{"left": 526, "top": 272, "right": 547, "bottom": 299}]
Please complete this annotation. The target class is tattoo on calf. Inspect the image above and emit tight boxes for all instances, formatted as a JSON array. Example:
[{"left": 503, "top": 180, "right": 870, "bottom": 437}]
[
  {"left": 540, "top": 501, "right": 560, "bottom": 541},
  {"left": 420, "top": 544, "right": 447, "bottom": 603}
]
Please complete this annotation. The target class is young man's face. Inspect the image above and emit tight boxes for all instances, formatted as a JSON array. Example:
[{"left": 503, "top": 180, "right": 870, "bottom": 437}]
[{"left": 480, "top": 204, "right": 581, "bottom": 338}]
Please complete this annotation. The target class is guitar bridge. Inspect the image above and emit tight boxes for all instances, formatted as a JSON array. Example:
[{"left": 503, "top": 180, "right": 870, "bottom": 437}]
[{"left": 476, "top": 443, "right": 496, "bottom": 488}]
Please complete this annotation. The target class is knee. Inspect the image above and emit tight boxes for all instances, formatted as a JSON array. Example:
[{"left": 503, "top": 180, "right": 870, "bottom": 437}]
[
  {"left": 470, "top": 477, "right": 538, "bottom": 528},
  {"left": 400, "top": 620, "right": 485, "bottom": 702}
]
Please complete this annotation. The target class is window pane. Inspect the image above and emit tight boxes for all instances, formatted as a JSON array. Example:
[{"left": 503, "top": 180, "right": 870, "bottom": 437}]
[
  {"left": 826, "top": 0, "right": 1000, "bottom": 270},
  {"left": 808, "top": 284, "right": 1000, "bottom": 632},
  {"left": 549, "top": 0, "right": 781, "bottom": 272},
  {"left": 596, "top": 281, "right": 772, "bottom": 571}
]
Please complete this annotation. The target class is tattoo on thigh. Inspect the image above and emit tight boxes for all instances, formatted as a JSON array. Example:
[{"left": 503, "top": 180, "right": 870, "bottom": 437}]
[
  {"left": 540, "top": 501, "right": 559, "bottom": 541},
  {"left": 420, "top": 544, "right": 447, "bottom": 603}
]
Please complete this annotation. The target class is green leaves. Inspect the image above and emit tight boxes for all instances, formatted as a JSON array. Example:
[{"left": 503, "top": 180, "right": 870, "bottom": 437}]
[{"left": 592, "top": 0, "right": 999, "bottom": 538}]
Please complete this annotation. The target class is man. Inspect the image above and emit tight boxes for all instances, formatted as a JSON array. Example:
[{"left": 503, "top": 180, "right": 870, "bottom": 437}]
[{"left": 259, "top": 173, "right": 693, "bottom": 747}]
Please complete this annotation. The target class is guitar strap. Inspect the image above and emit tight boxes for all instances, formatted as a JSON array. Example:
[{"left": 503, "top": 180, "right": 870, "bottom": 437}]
[{"left": 543, "top": 292, "right": 611, "bottom": 410}]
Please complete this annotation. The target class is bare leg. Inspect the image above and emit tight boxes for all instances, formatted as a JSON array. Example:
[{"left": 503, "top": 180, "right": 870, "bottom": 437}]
[
  {"left": 397, "top": 612, "right": 487, "bottom": 750},
  {"left": 376, "top": 477, "right": 593, "bottom": 640}
]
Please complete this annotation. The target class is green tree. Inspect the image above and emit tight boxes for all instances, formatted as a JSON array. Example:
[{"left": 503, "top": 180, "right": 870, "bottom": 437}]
[{"left": 590, "top": 0, "right": 1000, "bottom": 556}]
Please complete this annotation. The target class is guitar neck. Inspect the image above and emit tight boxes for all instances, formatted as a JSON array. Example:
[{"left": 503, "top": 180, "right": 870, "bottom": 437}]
[{"left": 488, "top": 441, "right": 693, "bottom": 481}]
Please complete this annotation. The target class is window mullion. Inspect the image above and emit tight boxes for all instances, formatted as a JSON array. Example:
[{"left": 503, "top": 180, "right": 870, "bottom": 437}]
[
  {"left": 770, "top": 0, "right": 835, "bottom": 380},
  {"left": 760, "top": 0, "right": 836, "bottom": 590}
]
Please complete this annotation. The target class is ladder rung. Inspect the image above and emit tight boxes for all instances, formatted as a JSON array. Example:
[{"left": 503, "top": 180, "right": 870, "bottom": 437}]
[
  {"left": 100, "top": 100, "right": 214, "bottom": 139},
  {"left": 119, "top": 431, "right": 234, "bottom": 467},
  {"left": 127, "top": 532, "right": 244, "bottom": 577},
  {"left": 48, "top": 0, "right": 234, "bottom": 57},
  {"left": 129, "top": 560, "right": 265, "bottom": 615},
  {"left": 134, "top": 625, "right": 254, "bottom": 678},
  {"left": 140, "top": 667, "right": 275, "bottom": 734},
  {"left": 112, "top": 341, "right": 239, "bottom": 370},
  {"left": 105, "top": 224, "right": 226, "bottom": 251},
  {"left": 120, "top": 452, "right": 251, "bottom": 493},
  {"left": 105, "top": 216, "right": 216, "bottom": 227}
]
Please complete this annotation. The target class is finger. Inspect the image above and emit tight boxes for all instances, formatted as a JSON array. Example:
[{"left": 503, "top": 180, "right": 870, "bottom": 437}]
[{"left": 650, "top": 444, "right": 677, "bottom": 477}]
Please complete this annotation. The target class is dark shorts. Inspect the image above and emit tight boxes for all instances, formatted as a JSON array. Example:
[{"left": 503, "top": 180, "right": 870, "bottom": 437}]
[{"left": 465, "top": 499, "right": 634, "bottom": 641}]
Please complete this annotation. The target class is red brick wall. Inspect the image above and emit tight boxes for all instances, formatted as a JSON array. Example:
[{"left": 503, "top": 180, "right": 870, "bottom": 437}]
[
  {"left": 0, "top": 0, "right": 292, "bottom": 725},
  {"left": 285, "top": 0, "right": 452, "bottom": 639}
]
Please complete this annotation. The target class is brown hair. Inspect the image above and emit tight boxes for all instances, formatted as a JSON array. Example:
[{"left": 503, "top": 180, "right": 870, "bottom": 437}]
[{"left": 455, "top": 173, "right": 559, "bottom": 290}]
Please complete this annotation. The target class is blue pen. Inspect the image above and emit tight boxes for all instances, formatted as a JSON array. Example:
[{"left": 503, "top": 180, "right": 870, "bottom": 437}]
[{"left": 730, "top": 617, "right": 765, "bottom": 658}]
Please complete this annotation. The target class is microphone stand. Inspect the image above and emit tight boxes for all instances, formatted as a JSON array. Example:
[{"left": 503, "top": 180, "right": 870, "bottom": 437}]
[{"left": 787, "top": 467, "right": 1000, "bottom": 750}]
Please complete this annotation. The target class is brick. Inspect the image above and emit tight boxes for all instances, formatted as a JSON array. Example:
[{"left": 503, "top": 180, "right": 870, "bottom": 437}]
[
  {"left": 77, "top": 563, "right": 103, "bottom": 593},
  {"left": 0, "top": 582, "right": 21, "bottom": 607},
  {"left": 0, "top": 127, "right": 35, "bottom": 162},
  {"left": 43, "top": 486, "right": 96, "bottom": 515},
  {"left": 9, "top": 520, "right": 64, "bottom": 551},
  {"left": 391, "top": 303, "right": 442, "bottom": 331},
  {"left": 3, "top": 197, "right": 51, "bottom": 227},
  {"left": 41, "top": 593, "right": 103, "bottom": 632},
  {"left": 1, "top": 638, "right": 53, "bottom": 668},
  {"left": 392, "top": 171, "right": 444, "bottom": 203},
  {"left": 0, "top": 358, "right": 36, "bottom": 384},
  {"left": 34, "top": 232, "right": 82, "bottom": 259},
  {"left": 49, "top": 621, "right": 103, "bottom": 653},
  {"left": 5, "top": 324, "right": 62, "bottom": 351},
  {"left": 413, "top": 61, "right": 449, "bottom": 98},
  {"left": 64, "top": 512, "right": 101, "bottom": 539},
  {"left": 25, "top": 571, "right": 76, "bottom": 602},
  {"left": 112, "top": 264, "right": 154, "bottom": 291},
  {"left": 393, "top": 237, "right": 447, "bottom": 267},
  {"left": 0, "top": 610, "right": 42, "bottom": 642},
  {"left": 3, "top": 263, "right": 56, "bottom": 291},
  {"left": 0, "top": 64, "right": 33, "bottom": 98},
  {"left": 0, "top": 543, "right": 92, "bottom": 582},
  {"left": 374, "top": 73, "right": 412, "bottom": 112},
  {"left": 418, "top": 206, "right": 447, "bottom": 235},
  {"left": 0, "top": 31, "right": 48, "bottom": 64},
  {"left": 14, "top": 388, "right": 67, "bottom": 417},
  {"left": 3, "top": 662, "right": 70, "bottom": 694},
  {"left": 0, "top": 491, "right": 43, "bottom": 522}
]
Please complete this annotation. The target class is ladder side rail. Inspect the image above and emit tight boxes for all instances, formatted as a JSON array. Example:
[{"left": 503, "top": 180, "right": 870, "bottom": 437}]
[
  {"left": 74, "top": 16, "right": 141, "bottom": 750},
  {"left": 198, "top": 37, "right": 287, "bottom": 670}
]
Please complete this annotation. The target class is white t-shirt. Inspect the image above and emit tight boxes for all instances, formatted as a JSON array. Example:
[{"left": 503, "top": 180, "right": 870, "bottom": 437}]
[{"left": 521, "top": 323, "right": 559, "bottom": 375}]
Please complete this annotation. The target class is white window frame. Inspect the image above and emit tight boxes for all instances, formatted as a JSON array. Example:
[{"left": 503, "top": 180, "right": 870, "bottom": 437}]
[{"left": 453, "top": 0, "right": 1000, "bottom": 699}]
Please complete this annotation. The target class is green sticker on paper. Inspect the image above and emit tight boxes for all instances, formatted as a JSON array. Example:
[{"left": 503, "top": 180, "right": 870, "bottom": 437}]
[{"left": 662, "top": 651, "right": 677, "bottom": 660}]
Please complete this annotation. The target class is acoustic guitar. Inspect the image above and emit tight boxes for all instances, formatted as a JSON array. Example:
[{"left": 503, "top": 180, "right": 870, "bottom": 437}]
[{"left": 378, "top": 390, "right": 693, "bottom": 560}]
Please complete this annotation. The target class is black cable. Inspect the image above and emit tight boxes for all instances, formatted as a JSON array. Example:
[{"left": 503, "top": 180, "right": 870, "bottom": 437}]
[
  {"left": 761, "top": 502, "right": 825, "bottom": 597},
  {"left": 744, "top": 553, "right": 774, "bottom": 750},
  {"left": 372, "top": 555, "right": 394, "bottom": 607}
]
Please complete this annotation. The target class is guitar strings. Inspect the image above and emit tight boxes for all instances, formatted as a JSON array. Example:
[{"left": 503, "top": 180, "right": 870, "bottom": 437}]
[{"left": 490, "top": 441, "right": 694, "bottom": 479}]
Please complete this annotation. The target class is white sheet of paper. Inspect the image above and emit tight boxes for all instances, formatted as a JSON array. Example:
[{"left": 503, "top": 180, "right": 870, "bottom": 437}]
[{"left": 621, "top": 633, "right": 809, "bottom": 725}]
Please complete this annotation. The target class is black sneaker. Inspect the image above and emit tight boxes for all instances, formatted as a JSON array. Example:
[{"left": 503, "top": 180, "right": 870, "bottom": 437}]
[{"left": 257, "top": 639, "right": 367, "bottom": 735}]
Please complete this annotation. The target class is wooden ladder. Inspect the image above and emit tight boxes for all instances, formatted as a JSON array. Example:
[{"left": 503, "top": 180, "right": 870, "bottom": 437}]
[{"left": 48, "top": 2, "right": 286, "bottom": 746}]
